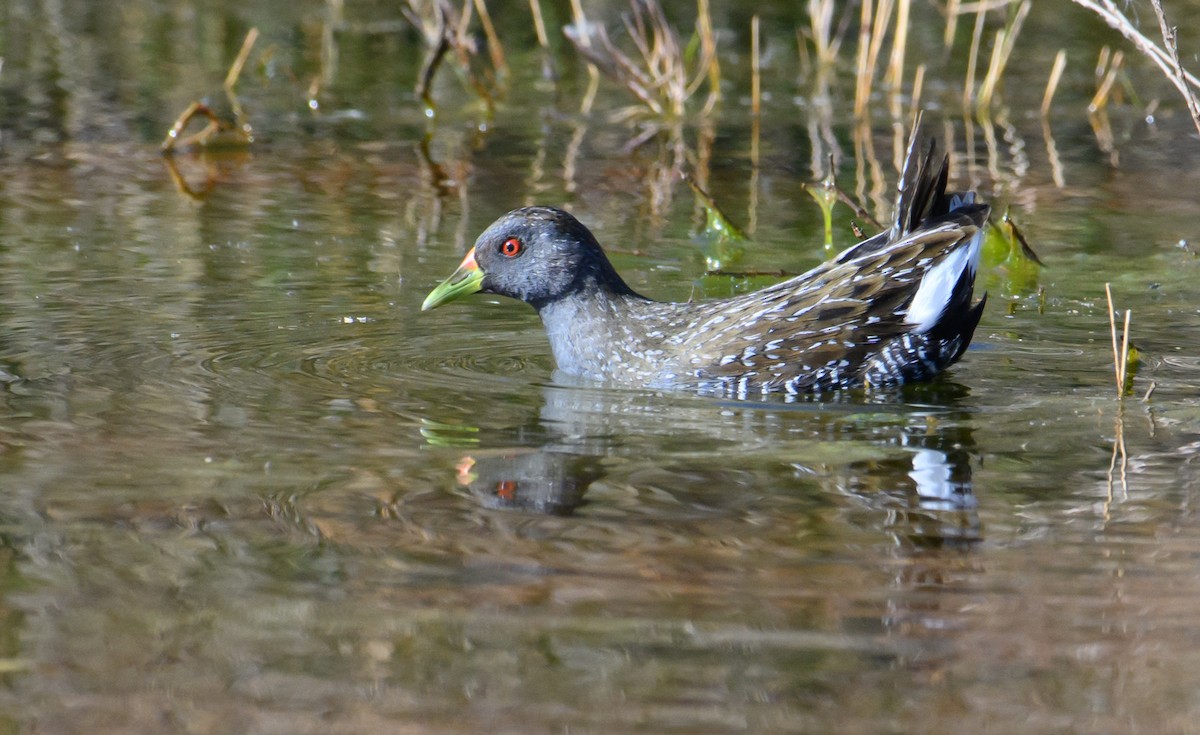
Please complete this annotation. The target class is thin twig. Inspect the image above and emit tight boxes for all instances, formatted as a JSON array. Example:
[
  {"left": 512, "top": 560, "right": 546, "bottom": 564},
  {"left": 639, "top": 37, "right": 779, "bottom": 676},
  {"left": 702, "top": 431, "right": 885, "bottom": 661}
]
[
  {"left": 1070, "top": 0, "right": 1200, "bottom": 136},
  {"left": 1149, "top": 0, "right": 1200, "bottom": 136}
]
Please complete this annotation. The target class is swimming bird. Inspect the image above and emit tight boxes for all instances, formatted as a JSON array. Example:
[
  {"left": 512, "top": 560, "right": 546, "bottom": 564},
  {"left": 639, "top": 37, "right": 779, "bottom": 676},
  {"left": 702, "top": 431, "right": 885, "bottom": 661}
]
[{"left": 423, "top": 125, "right": 988, "bottom": 396}]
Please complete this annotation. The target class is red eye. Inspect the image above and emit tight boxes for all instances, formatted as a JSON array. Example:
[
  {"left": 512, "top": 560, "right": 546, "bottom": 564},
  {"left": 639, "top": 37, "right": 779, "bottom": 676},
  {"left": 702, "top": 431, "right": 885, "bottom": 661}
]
[{"left": 500, "top": 238, "right": 522, "bottom": 257}]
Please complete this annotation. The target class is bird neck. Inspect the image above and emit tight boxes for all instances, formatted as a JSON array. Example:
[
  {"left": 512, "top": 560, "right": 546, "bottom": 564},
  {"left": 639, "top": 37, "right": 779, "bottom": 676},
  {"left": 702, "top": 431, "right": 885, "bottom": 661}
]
[{"left": 534, "top": 287, "right": 658, "bottom": 382}]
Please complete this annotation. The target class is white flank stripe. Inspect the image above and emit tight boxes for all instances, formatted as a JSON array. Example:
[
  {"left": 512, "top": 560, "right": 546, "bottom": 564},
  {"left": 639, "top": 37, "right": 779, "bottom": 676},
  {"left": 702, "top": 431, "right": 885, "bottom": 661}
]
[{"left": 905, "top": 229, "right": 983, "bottom": 333}]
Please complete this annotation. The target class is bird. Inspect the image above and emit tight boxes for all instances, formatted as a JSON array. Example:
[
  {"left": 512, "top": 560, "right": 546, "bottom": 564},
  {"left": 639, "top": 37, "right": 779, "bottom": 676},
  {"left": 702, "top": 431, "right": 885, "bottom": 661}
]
[{"left": 422, "top": 125, "right": 988, "bottom": 397}]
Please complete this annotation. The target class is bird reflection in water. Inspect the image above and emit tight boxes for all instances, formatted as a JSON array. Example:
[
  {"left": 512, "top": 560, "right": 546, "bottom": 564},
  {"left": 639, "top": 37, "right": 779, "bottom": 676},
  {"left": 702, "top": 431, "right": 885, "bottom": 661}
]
[
  {"left": 437, "top": 381, "right": 981, "bottom": 552},
  {"left": 453, "top": 449, "right": 602, "bottom": 516}
]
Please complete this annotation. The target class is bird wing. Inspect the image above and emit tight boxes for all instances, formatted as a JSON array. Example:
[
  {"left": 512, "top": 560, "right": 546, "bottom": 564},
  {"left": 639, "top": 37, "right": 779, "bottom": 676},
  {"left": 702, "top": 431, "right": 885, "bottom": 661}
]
[{"left": 667, "top": 209, "right": 986, "bottom": 392}]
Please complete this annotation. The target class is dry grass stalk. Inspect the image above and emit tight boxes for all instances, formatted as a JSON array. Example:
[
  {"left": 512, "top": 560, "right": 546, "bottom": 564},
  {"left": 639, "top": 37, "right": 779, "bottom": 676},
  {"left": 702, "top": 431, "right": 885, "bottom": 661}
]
[
  {"left": 807, "top": 0, "right": 839, "bottom": 66},
  {"left": 853, "top": 0, "right": 874, "bottom": 117},
  {"left": 529, "top": 0, "right": 550, "bottom": 50},
  {"left": 528, "top": 0, "right": 555, "bottom": 81},
  {"left": 1041, "top": 49, "right": 1067, "bottom": 117},
  {"left": 883, "top": 0, "right": 910, "bottom": 91},
  {"left": 962, "top": 9, "right": 986, "bottom": 110},
  {"left": 1071, "top": 0, "right": 1200, "bottom": 136},
  {"left": 223, "top": 28, "right": 259, "bottom": 91},
  {"left": 976, "top": 0, "right": 1030, "bottom": 111},
  {"left": 908, "top": 63, "right": 926, "bottom": 123},
  {"left": 564, "top": 0, "right": 717, "bottom": 120},
  {"left": 1090, "top": 47, "right": 1124, "bottom": 113},
  {"left": 473, "top": 0, "right": 507, "bottom": 79},
  {"left": 1105, "top": 283, "right": 1132, "bottom": 398},
  {"left": 944, "top": 0, "right": 960, "bottom": 49},
  {"left": 565, "top": 0, "right": 601, "bottom": 112},
  {"left": 751, "top": 15, "right": 761, "bottom": 117},
  {"left": 852, "top": 0, "right": 898, "bottom": 117}
]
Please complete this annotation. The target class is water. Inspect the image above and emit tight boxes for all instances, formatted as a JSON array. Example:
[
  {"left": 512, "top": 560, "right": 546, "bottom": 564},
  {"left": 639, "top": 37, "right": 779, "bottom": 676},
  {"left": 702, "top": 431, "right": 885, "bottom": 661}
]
[{"left": 2, "top": 0, "right": 1200, "bottom": 732}]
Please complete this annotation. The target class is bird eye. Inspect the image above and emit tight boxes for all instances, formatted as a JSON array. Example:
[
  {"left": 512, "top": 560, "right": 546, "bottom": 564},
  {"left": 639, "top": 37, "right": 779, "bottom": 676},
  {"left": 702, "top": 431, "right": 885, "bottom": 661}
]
[
  {"left": 496, "top": 480, "right": 517, "bottom": 499},
  {"left": 500, "top": 238, "right": 523, "bottom": 257}
]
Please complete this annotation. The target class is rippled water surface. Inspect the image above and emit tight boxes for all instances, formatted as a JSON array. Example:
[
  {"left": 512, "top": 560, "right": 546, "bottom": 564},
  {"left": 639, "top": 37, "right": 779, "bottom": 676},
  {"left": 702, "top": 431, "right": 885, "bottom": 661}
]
[{"left": 3, "top": 1, "right": 1200, "bottom": 732}]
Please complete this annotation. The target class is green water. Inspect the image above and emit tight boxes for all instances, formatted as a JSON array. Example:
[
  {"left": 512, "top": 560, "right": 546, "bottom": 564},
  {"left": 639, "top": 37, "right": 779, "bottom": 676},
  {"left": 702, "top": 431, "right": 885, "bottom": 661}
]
[{"left": 2, "top": 1, "right": 1200, "bottom": 732}]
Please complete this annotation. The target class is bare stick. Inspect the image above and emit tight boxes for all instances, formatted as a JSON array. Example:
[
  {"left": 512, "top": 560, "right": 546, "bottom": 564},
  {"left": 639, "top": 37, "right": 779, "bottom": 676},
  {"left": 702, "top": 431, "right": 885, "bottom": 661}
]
[
  {"left": 1149, "top": 0, "right": 1200, "bottom": 136},
  {"left": 1041, "top": 49, "right": 1067, "bottom": 117},
  {"left": 962, "top": 9, "right": 985, "bottom": 109},
  {"left": 1070, "top": 0, "right": 1200, "bottom": 126},
  {"left": 224, "top": 28, "right": 259, "bottom": 91}
]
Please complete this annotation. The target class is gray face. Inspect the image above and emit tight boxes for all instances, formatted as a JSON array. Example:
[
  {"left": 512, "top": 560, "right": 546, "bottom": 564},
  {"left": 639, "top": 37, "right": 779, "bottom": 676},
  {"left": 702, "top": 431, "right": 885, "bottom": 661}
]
[{"left": 473, "top": 206, "right": 618, "bottom": 308}]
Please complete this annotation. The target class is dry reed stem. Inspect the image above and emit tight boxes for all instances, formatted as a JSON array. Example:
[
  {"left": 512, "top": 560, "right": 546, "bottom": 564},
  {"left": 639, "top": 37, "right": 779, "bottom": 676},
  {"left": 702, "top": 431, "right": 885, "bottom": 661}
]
[
  {"left": 751, "top": 15, "right": 761, "bottom": 117},
  {"left": 1090, "top": 48, "right": 1124, "bottom": 112},
  {"left": 962, "top": 10, "right": 986, "bottom": 109},
  {"left": 976, "top": 0, "right": 1030, "bottom": 110},
  {"left": 853, "top": 0, "right": 874, "bottom": 117},
  {"left": 695, "top": 0, "right": 720, "bottom": 113},
  {"left": 1041, "top": 49, "right": 1067, "bottom": 116},
  {"left": 473, "top": 0, "right": 507, "bottom": 78},
  {"left": 529, "top": 0, "right": 549, "bottom": 49},
  {"left": 224, "top": 28, "right": 259, "bottom": 90},
  {"left": 527, "top": 0, "right": 556, "bottom": 81},
  {"left": 977, "top": 29, "right": 1007, "bottom": 109},
  {"left": 867, "top": 0, "right": 895, "bottom": 80},
  {"left": 944, "top": 0, "right": 960, "bottom": 49},
  {"left": 1105, "top": 283, "right": 1132, "bottom": 397},
  {"left": 908, "top": 64, "right": 926, "bottom": 123},
  {"left": 565, "top": 0, "right": 600, "bottom": 113},
  {"left": 883, "top": 0, "right": 910, "bottom": 91},
  {"left": 808, "top": 0, "right": 837, "bottom": 66},
  {"left": 1121, "top": 308, "right": 1131, "bottom": 390}
]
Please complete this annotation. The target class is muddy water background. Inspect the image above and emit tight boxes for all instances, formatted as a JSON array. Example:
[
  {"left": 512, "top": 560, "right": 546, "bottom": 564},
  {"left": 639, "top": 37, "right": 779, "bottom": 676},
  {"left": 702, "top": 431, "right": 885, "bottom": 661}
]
[{"left": 3, "top": 1, "right": 1200, "bottom": 732}]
